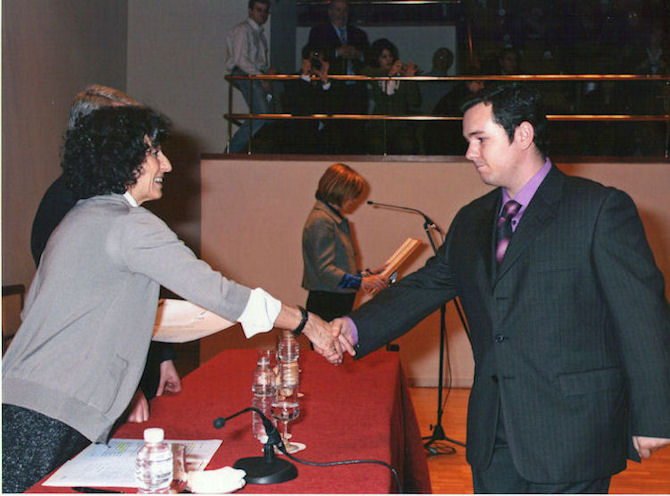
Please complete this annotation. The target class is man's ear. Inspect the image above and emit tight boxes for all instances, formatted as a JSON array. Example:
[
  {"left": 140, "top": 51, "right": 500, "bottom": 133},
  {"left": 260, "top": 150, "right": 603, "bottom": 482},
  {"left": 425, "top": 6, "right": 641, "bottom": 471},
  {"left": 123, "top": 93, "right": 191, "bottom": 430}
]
[{"left": 515, "top": 121, "right": 535, "bottom": 150}]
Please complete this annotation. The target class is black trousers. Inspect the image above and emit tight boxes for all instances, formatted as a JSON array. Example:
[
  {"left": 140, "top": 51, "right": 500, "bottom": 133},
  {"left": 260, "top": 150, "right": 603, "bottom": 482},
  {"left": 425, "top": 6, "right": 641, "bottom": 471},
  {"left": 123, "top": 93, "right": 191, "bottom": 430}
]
[
  {"left": 2, "top": 404, "right": 90, "bottom": 493},
  {"left": 472, "top": 405, "right": 611, "bottom": 493},
  {"left": 306, "top": 290, "right": 356, "bottom": 322}
]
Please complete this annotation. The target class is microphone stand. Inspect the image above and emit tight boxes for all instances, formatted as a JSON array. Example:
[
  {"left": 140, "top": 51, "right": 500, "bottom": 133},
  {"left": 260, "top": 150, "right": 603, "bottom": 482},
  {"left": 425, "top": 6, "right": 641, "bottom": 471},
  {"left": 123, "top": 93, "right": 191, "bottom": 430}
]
[
  {"left": 367, "top": 201, "right": 466, "bottom": 456},
  {"left": 214, "top": 407, "right": 298, "bottom": 484}
]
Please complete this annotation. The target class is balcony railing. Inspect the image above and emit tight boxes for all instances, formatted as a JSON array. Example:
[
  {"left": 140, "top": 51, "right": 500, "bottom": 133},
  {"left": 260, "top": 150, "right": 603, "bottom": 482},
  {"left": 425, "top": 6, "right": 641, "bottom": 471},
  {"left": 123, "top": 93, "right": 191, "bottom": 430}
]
[{"left": 224, "top": 74, "right": 670, "bottom": 158}]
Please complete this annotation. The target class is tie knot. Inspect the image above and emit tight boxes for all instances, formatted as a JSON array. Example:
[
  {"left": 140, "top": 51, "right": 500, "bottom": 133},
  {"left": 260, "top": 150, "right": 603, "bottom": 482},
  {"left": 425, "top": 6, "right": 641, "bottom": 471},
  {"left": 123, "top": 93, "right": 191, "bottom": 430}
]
[
  {"left": 339, "top": 27, "right": 347, "bottom": 42},
  {"left": 497, "top": 200, "right": 521, "bottom": 229},
  {"left": 502, "top": 200, "right": 521, "bottom": 218}
]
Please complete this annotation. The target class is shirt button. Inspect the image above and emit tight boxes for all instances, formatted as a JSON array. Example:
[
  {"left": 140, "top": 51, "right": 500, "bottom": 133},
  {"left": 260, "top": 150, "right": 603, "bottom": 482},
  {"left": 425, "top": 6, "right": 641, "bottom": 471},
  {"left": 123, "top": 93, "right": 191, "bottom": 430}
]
[{"left": 495, "top": 334, "right": 505, "bottom": 343}]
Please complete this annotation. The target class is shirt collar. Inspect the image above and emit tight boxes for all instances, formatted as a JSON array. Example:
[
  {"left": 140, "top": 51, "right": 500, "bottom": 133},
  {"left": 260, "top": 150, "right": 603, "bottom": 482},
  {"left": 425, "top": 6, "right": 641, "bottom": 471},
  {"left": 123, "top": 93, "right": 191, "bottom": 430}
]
[
  {"left": 315, "top": 197, "right": 345, "bottom": 223},
  {"left": 247, "top": 17, "right": 263, "bottom": 32},
  {"left": 124, "top": 191, "right": 139, "bottom": 207},
  {"left": 331, "top": 22, "right": 346, "bottom": 34},
  {"left": 501, "top": 157, "right": 552, "bottom": 213}
]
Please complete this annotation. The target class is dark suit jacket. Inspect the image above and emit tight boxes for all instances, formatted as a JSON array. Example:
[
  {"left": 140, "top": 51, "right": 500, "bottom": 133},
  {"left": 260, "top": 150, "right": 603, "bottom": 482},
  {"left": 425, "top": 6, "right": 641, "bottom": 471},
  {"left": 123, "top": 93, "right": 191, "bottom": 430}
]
[
  {"left": 308, "top": 22, "right": 369, "bottom": 117},
  {"left": 280, "top": 76, "right": 344, "bottom": 153},
  {"left": 31, "top": 174, "right": 77, "bottom": 266},
  {"left": 308, "top": 22, "right": 369, "bottom": 76},
  {"left": 350, "top": 165, "right": 670, "bottom": 483}
]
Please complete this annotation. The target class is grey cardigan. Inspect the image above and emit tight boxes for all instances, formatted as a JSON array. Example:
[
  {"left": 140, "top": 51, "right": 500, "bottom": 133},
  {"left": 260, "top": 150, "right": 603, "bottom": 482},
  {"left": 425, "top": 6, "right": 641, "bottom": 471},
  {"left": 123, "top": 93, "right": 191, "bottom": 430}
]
[
  {"left": 301, "top": 200, "right": 358, "bottom": 293},
  {"left": 3, "top": 194, "right": 251, "bottom": 442}
]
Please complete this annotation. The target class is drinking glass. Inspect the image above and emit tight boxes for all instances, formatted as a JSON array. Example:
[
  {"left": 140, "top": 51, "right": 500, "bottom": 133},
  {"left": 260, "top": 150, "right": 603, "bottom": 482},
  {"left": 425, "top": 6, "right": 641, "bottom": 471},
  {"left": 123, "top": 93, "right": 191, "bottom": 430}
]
[
  {"left": 271, "top": 387, "right": 301, "bottom": 453},
  {"left": 170, "top": 443, "right": 187, "bottom": 493},
  {"left": 274, "top": 332, "right": 300, "bottom": 452}
]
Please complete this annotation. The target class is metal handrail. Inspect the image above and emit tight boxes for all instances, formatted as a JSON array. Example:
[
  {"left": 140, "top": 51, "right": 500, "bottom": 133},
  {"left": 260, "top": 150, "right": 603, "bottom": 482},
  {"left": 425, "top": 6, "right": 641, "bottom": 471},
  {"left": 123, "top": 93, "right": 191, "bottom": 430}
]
[
  {"left": 226, "top": 73, "right": 670, "bottom": 82},
  {"left": 225, "top": 114, "right": 670, "bottom": 122},
  {"left": 224, "top": 73, "right": 670, "bottom": 155}
]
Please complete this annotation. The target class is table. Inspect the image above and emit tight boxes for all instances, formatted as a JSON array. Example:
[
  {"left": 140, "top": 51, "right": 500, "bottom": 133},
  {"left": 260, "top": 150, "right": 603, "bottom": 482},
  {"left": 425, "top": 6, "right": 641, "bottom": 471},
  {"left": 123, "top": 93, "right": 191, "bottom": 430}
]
[{"left": 29, "top": 349, "right": 431, "bottom": 494}]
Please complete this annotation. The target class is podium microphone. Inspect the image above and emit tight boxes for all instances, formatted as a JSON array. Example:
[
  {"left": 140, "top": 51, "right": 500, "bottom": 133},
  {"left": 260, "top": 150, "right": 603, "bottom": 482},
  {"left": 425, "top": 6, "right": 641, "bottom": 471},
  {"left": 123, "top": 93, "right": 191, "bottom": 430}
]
[
  {"left": 213, "top": 407, "right": 297, "bottom": 485},
  {"left": 367, "top": 200, "right": 442, "bottom": 234}
]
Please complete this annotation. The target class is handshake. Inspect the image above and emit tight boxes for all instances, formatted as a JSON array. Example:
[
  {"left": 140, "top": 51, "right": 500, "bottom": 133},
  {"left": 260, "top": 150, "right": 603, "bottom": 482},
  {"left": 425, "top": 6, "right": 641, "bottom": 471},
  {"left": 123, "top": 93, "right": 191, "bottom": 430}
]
[
  {"left": 298, "top": 310, "right": 358, "bottom": 366},
  {"left": 297, "top": 270, "right": 388, "bottom": 365}
]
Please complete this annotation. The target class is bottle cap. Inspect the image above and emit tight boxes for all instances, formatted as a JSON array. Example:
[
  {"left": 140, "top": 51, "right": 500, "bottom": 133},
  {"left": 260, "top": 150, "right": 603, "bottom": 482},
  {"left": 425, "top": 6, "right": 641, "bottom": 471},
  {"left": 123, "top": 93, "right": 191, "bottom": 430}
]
[{"left": 143, "top": 427, "right": 165, "bottom": 443}]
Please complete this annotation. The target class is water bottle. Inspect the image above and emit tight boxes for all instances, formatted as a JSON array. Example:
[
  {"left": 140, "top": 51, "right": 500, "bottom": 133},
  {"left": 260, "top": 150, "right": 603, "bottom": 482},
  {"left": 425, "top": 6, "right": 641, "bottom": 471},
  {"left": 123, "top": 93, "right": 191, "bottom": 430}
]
[
  {"left": 277, "top": 332, "right": 300, "bottom": 399},
  {"left": 135, "top": 427, "right": 173, "bottom": 494},
  {"left": 252, "top": 349, "right": 276, "bottom": 443}
]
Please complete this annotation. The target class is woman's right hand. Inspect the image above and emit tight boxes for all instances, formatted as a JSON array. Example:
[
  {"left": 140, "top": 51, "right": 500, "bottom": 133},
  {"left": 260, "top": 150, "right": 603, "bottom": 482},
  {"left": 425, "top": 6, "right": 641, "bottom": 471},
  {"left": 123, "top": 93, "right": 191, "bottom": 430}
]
[
  {"left": 389, "top": 60, "right": 404, "bottom": 76},
  {"left": 361, "top": 274, "right": 389, "bottom": 292}
]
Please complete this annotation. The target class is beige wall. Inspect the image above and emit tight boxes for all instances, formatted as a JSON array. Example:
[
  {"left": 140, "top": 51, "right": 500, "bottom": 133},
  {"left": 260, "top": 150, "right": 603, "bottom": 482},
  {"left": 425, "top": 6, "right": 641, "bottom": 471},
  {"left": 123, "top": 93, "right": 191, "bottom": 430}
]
[
  {"left": 2, "top": 0, "right": 128, "bottom": 288},
  {"left": 200, "top": 157, "right": 670, "bottom": 387}
]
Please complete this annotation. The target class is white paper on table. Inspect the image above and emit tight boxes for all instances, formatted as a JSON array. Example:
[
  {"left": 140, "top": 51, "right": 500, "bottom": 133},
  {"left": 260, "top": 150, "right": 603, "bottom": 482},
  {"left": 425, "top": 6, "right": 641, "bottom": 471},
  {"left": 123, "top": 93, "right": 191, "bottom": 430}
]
[
  {"left": 44, "top": 438, "right": 222, "bottom": 488},
  {"left": 152, "top": 299, "right": 235, "bottom": 343}
]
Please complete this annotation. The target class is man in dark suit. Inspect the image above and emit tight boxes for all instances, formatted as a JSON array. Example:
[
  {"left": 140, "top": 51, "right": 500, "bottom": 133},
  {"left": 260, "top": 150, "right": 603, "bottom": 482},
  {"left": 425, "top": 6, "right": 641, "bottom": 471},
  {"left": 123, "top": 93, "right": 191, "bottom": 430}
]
[
  {"left": 332, "top": 83, "right": 670, "bottom": 492},
  {"left": 308, "top": 0, "right": 369, "bottom": 153},
  {"left": 280, "top": 44, "right": 343, "bottom": 154}
]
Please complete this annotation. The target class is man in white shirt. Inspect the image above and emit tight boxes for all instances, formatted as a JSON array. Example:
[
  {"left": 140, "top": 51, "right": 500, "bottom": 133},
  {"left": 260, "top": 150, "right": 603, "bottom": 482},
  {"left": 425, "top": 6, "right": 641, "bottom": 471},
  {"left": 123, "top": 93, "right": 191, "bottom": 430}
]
[{"left": 226, "top": 0, "right": 276, "bottom": 152}]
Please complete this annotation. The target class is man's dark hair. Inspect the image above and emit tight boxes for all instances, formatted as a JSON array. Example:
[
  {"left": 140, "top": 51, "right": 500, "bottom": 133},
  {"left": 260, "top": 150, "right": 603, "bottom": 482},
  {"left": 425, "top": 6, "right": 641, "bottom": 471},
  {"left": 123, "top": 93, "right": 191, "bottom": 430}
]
[
  {"left": 248, "top": 0, "right": 270, "bottom": 9},
  {"left": 63, "top": 106, "right": 171, "bottom": 200},
  {"left": 461, "top": 83, "right": 549, "bottom": 157}
]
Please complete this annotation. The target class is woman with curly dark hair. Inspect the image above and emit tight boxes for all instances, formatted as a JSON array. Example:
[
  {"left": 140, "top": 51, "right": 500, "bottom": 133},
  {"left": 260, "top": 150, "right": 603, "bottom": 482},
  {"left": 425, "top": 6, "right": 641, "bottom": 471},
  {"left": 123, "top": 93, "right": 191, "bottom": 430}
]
[{"left": 2, "top": 105, "right": 341, "bottom": 493}]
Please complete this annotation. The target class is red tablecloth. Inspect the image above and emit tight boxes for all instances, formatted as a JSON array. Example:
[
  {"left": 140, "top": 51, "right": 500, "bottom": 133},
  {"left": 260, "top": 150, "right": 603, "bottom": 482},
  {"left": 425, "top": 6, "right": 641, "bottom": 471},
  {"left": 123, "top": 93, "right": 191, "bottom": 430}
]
[{"left": 29, "top": 349, "right": 431, "bottom": 494}]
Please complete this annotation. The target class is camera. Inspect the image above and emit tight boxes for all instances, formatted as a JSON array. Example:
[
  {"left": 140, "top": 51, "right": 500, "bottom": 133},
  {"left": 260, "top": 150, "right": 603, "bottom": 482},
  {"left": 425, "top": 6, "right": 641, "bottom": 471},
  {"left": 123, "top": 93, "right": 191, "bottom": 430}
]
[{"left": 310, "top": 50, "right": 322, "bottom": 71}]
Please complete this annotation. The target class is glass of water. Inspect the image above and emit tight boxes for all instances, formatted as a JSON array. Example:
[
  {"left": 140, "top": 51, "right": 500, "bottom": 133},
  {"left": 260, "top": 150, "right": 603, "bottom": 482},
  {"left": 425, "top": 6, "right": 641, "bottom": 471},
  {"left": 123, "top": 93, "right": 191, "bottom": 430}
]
[
  {"left": 271, "top": 386, "right": 301, "bottom": 453},
  {"left": 273, "top": 332, "right": 301, "bottom": 452}
]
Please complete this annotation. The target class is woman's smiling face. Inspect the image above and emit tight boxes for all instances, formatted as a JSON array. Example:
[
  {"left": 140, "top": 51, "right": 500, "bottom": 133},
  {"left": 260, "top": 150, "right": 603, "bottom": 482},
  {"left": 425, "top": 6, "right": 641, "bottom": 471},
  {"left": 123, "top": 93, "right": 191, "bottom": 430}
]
[{"left": 127, "top": 137, "right": 172, "bottom": 205}]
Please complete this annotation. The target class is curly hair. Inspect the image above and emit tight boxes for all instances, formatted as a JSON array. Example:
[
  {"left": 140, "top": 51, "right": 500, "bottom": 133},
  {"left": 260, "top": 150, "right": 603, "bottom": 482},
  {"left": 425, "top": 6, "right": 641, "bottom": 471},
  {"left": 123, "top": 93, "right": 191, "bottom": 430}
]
[{"left": 62, "top": 106, "right": 170, "bottom": 199}]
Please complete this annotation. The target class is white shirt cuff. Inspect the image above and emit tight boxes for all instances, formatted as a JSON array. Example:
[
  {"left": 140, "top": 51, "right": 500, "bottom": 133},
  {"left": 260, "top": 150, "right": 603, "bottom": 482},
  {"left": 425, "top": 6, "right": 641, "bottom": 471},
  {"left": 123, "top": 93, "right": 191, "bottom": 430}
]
[{"left": 237, "top": 288, "right": 282, "bottom": 338}]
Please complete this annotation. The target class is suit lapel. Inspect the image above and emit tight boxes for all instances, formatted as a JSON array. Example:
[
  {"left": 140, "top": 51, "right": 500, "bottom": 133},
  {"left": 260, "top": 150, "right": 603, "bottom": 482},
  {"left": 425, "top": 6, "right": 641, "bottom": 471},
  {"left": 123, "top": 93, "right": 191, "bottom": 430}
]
[{"left": 495, "top": 166, "right": 565, "bottom": 281}]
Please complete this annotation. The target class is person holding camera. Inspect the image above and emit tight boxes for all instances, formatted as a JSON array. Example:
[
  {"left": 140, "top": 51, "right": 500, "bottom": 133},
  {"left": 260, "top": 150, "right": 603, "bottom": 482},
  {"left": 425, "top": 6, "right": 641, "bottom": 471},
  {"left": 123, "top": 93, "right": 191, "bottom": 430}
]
[
  {"left": 280, "top": 44, "right": 344, "bottom": 154},
  {"left": 363, "top": 38, "right": 421, "bottom": 155}
]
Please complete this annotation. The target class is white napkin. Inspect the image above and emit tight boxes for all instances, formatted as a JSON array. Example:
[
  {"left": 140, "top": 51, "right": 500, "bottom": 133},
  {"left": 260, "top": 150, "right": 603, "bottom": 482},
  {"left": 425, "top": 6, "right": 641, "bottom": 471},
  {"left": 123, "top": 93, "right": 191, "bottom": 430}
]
[{"left": 187, "top": 467, "right": 246, "bottom": 493}]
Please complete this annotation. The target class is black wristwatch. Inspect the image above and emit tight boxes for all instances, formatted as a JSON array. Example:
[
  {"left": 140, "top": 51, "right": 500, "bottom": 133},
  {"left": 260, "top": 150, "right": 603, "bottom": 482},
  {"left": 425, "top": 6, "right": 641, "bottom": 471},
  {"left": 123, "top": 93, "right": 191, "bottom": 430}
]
[{"left": 291, "top": 306, "right": 309, "bottom": 336}]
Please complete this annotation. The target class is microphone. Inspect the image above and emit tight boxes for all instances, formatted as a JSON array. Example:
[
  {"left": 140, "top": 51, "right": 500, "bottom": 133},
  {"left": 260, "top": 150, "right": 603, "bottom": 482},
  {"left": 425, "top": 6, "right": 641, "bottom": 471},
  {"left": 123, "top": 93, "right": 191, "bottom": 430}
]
[
  {"left": 215, "top": 408, "right": 404, "bottom": 492},
  {"left": 367, "top": 200, "right": 442, "bottom": 233},
  {"left": 214, "top": 407, "right": 276, "bottom": 438},
  {"left": 213, "top": 407, "right": 297, "bottom": 485}
]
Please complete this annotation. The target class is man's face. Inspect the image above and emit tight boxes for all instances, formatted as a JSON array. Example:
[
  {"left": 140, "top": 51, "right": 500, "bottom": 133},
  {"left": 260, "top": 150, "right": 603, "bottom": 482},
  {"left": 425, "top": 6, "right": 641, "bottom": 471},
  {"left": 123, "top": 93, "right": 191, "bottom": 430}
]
[
  {"left": 328, "top": 0, "right": 349, "bottom": 28},
  {"left": 462, "top": 103, "right": 523, "bottom": 191},
  {"left": 249, "top": 2, "right": 270, "bottom": 25}
]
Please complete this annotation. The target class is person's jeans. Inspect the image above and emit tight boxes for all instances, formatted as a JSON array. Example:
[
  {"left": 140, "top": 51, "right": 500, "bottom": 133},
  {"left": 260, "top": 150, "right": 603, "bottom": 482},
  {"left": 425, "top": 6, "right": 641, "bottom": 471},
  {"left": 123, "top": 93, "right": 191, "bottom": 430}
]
[{"left": 229, "top": 67, "right": 270, "bottom": 153}]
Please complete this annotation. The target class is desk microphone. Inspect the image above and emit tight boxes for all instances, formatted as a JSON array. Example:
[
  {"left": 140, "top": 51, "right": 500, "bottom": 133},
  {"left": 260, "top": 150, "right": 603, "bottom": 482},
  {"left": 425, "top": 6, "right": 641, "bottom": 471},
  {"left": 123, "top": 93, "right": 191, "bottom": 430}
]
[
  {"left": 214, "top": 407, "right": 297, "bottom": 485},
  {"left": 214, "top": 407, "right": 403, "bottom": 493},
  {"left": 367, "top": 200, "right": 442, "bottom": 234}
]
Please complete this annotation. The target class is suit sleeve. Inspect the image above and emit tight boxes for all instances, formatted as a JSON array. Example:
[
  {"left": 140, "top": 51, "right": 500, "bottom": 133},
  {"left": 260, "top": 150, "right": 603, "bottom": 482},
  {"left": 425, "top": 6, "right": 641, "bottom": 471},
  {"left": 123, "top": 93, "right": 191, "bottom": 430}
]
[
  {"left": 350, "top": 221, "right": 459, "bottom": 358},
  {"left": 593, "top": 188, "right": 670, "bottom": 437}
]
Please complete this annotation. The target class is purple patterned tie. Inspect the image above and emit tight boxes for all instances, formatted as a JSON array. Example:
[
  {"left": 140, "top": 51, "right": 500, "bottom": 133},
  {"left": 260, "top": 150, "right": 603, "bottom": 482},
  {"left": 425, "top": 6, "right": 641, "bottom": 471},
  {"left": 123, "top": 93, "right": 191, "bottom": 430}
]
[{"left": 495, "top": 200, "right": 521, "bottom": 265}]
